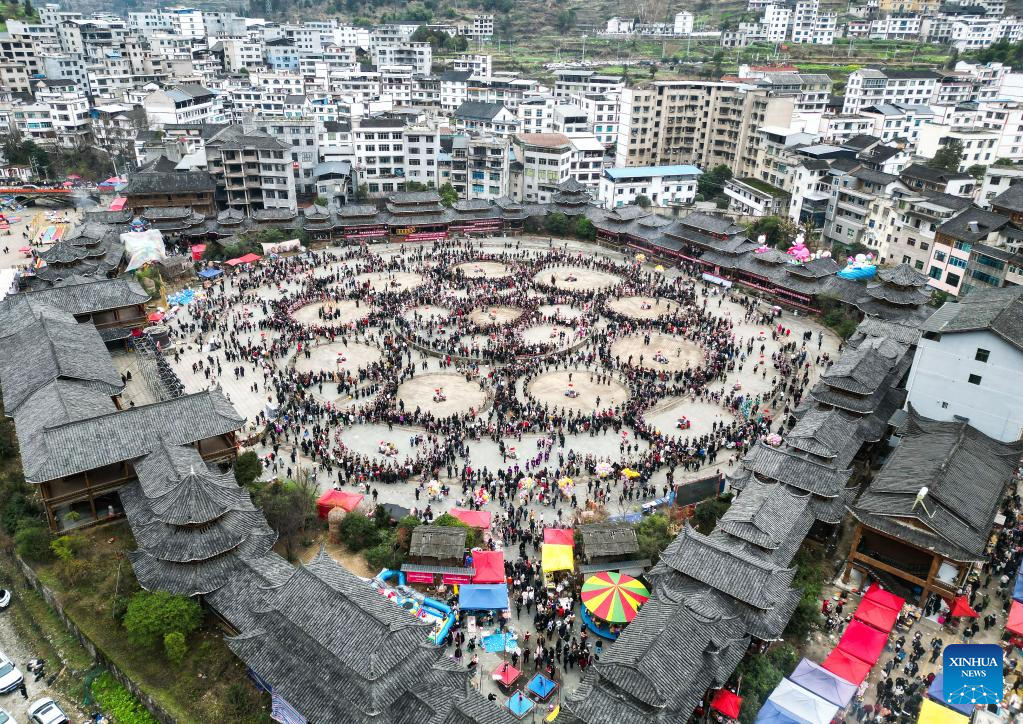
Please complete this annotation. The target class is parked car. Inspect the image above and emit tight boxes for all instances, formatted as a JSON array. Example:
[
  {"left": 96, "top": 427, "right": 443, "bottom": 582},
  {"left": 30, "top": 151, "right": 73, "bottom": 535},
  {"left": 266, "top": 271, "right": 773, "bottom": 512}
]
[
  {"left": 0, "top": 589, "right": 11, "bottom": 609},
  {"left": 27, "top": 698, "right": 69, "bottom": 724},
  {"left": 0, "top": 652, "right": 23, "bottom": 694},
  {"left": 0, "top": 706, "right": 11, "bottom": 723}
]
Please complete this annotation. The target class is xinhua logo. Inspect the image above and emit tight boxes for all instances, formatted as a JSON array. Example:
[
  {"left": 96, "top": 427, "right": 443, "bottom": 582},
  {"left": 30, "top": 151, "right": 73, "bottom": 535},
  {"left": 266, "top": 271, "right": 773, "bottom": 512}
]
[{"left": 943, "top": 643, "right": 1003, "bottom": 708}]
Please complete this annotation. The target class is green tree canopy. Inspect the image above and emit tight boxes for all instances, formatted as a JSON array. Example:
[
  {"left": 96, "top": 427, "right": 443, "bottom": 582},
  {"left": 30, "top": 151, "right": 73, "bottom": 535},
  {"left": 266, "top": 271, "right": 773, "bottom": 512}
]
[
  {"left": 233, "top": 451, "right": 262, "bottom": 487},
  {"left": 123, "top": 591, "right": 202, "bottom": 650},
  {"left": 697, "top": 164, "right": 733, "bottom": 200},
  {"left": 633, "top": 513, "right": 673, "bottom": 564},
  {"left": 928, "top": 138, "right": 964, "bottom": 173},
  {"left": 254, "top": 476, "right": 317, "bottom": 561},
  {"left": 746, "top": 215, "right": 798, "bottom": 248}
]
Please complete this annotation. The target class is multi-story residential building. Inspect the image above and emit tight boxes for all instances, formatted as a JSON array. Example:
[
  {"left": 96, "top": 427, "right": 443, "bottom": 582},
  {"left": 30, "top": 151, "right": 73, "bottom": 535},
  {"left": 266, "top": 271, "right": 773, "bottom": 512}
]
[
  {"left": 402, "top": 122, "right": 441, "bottom": 189},
  {"left": 574, "top": 93, "right": 620, "bottom": 148},
  {"left": 439, "top": 71, "right": 472, "bottom": 111},
  {"left": 978, "top": 165, "right": 1023, "bottom": 207},
  {"left": 143, "top": 84, "right": 219, "bottom": 128},
  {"left": 926, "top": 205, "right": 1009, "bottom": 295},
  {"left": 372, "top": 42, "right": 431, "bottom": 76},
  {"left": 843, "top": 69, "right": 939, "bottom": 115},
  {"left": 0, "top": 31, "right": 43, "bottom": 80},
  {"left": 917, "top": 125, "right": 999, "bottom": 171},
  {"left": 868, "top": 15, "right": 921, "bottom": 40},
  {"left": 568, "top": 135, "right": 605, "bottom": 187},
  {"left": 790, "top": 0, "right": 836, "bottom": 44},
  {"left": 510, "top": 133, "right": 574, "bottom": 203},
  {"left": 888, "top": 191, "right": 972, "bottom": 272},
  {"left": 352, "top": 115, "right": 408, "bottom": 198},
  {"left": 822, "top": 165, "right": 912, "bottom": 256},
  {"left": 726, "top": 177, "right": 790, "bottom": 217},
  {"left": 33, "top": 79, "right": 92, "bottom": 149},
  {"left": 457, "top": 134, "right": 510, "bottom": 201},
  {"left": 453, "top": 101, "right": 519, "bottom": 137},
  {"left": 615, "top": 80, "right": 796, "bottom": 174},
  {"left": 859, "top": 103, "right": 935, "bottom": 146},
  {"left": 598, "top": 165, "right": 702, "bottom": 208},
  {"left": 91, "top": 103, "right": 141, "bottom": 159},
  {"left": 451, "top": 53, "right": 492, "bottom": 80},
  {"left": 762, "top": 5, "right": 791, "bottom": 41},
  {"left": 466, "top": 75, "right": 540, "bottom": 110},
  {"left": 205, "top": 125, "right": 297, "bottom": 212},
  {"left": 553, "top": 69, "right": 625, "bottom": 98}
]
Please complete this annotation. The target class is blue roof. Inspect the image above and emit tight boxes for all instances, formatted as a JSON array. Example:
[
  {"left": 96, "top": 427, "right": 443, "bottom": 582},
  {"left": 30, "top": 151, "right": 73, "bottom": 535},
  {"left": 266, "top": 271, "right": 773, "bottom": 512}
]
[{"left": 603, "top": 165, "right": 703, "bottom": 180}]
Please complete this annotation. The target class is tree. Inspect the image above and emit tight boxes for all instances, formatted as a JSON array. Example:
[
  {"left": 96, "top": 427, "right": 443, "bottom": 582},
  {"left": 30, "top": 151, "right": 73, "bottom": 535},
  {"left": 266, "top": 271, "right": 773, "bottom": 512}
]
[
  {"left": 784, "top": 545, "right": 825, "bottom": 639},
  {"left": 967, "top": 164, "right": 987, "bottom": 180},
  {"left": 438, "top": 182, "right": 458, "bottom": 207},
  {"left": 123, "top": 591, "right": 202, "bottom": 650},
  {"left": 573, "top": 216, "right": 596, "bottom": 240},
  {"left": 14, "top": 526, "right": 52, "bottom": 562},
  {"left": 434, "top": 512, "right": 480, "bottom": 548},
  {"left": 544, "top": 212, "right": 571, "bottom": 236},
  {"left": 746, "top": 215, "right": 798, "bottom": 248},
  {"left": 633, "top": 514, "right": 673, "bottom": 564},
  {"left": 692, "top": 494, "right": 733, "bottom": 534},
  {"left": 928, "top": 138, "right": 964, "bottom": 173},
  {"left": 634, "top": 194, "right": 652, "bottom": 208},
  {"left": 697, "top": 164, "right": 732, "bottom": 200},
  {"left": 338, "top": 512, "right": 380, "bottom": 551},
  {"left": 555, "top": 8, "right": 577, "bottom": 33},
  {"left": 233, "top": 451, "right": 262, "bottom": 487},
  {"left": 254, "top": 476, "right": 317, "bottom": 561},
  {"left": 163, "top": 631, "right": 187, "bottom": 665}
]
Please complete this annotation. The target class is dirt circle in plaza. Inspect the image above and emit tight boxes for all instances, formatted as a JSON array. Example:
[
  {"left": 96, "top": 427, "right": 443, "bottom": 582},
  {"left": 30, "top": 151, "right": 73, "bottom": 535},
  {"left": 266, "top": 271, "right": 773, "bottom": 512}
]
[
  {"left": 534, "top": 265, "right": 622, "bottom": 292},
  {"left": 292, "top": 300, "right": 376, "bottom": 325},
  {"left": 610, "top": 332, "right": 704, "bottom": 373},
  {"left": 403, "top": 304, "right": 451, "bottom": 323},
  {"left": 526, "top": 369, "right": 630, "bottom": 413},
  {"left": 641, "top": 397, "right": 737, "bottom": 441},
  {"left": 355, "top": 270, "right": 426, "bottom": 292},
  {"left": 537, "top": 304, "right": 584, "bottom": 322},
  {"left": 397, "top": 372, "right": 487, "bottom": 417},
  {"left": 607, "top": 295, "right": 684, "bottom": 321},
  {"left": 293, "top": 341, "right": 382, "bottom": 374},
  {"left": 520, "top": 324, "right": 576, "bottom": 349},
  {"left": 452, "top": 260, "right": 513, "bottom": 279},
  {"left": 469, "top": 305, "right": 525, "bottom": 328}
]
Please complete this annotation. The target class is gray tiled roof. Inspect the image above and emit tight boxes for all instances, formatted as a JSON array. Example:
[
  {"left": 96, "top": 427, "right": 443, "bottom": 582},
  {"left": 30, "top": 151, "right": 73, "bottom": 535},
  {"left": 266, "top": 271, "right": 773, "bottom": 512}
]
[
  {"left": 851, "top": 407, "right": 1023, "bottom": 561},
  {"left": 408, "top": 525, "right": 466, "bottom": 559},
  {"left": 11, "top": 277, "right": 147, "bottom": 316},
  {"left": 579, "top": 521, "right": 640, "bottom": 559},
  {"left": 23, "top": 389, "right": 244, "bottom": 482},
  {"left": 922, "top": 285, "right": 1023, "bottom": 351},
  {"left": 717, "top": 478, "right": 813, "bottom": 554},
  {"left": 0, "top": 309, "right": 122, "bottom": 413},
  {"left": 122, "top": 171, "right": 216, "bottom": 196}
]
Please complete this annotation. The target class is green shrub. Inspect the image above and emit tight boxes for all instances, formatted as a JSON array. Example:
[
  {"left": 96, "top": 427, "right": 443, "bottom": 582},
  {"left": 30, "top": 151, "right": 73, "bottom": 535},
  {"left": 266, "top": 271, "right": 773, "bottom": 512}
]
[
  {"left": 123, "top": 591, "right": 202, "bottom": 650},
  {"left": 163, "top": 631, "right": 187, "bottom": 665},
  {"left": 14, "top": 526, "right": 52, "bottom": 562},
  {"left": 92, "top": 671, "right": 159, "bottom": 724},
  {"left": 364, "top": 530, "right": 404, "bottom": 571},
  {"left": 337, "top": 513, "right": 379, "bottom": 551},
  {"left": 233, "top": 451, "right": 263, "bottom": 487}
]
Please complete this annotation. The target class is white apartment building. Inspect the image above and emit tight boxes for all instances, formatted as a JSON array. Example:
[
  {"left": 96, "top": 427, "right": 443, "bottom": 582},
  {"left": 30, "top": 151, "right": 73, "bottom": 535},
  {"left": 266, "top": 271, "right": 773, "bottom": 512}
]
[
  {"left": 843, "top": 69, "right": 939, "bottom": 115},
  {"left": 598, "top": 165, "right": 702, "bottom": 208},
  {"left": 143, "top": 84, "right": 220, "bottom": 128},
  {"left": 917, "top": 124, "right": 999, "bottom": 171},
  {"left": 979, "top": 165, "right": 1023, "bottom": 208},
  {"left": 674, "top": 11, "right": 695, "bottom": 35},
  {"left": 353, "top": 115, "right": 408, "bottom": 197},
  {"left": 403, "top": 123, "right": 441, "bottom": 188},
  {"left": 568, "top": 134, "right": 605, "bottom": 187},
  {"left": 553, "top": 69, "right": 625, "bottom": 98},
  {"left": 452, "top": 53, "right": 492, "bottom": 80},
  {"left": 372, "top": 43, "right": 432, "bottom": 76},
  {"left": 763, "top": 5, "right": 791, "bottom": 42},
  {"left": 511, "top": 132, "right": 574, "bottom": 203},
  {"left": 868, "top": 15, "right": 921, "bottom": 40}
]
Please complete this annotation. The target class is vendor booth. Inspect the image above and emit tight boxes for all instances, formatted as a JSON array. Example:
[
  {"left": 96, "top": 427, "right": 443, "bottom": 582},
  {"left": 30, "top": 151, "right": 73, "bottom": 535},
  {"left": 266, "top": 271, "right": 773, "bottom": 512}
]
[
  {"left": 917, "top": 698, "right": 969, "bottom": 724},
  {"left": 821, "top": 648, "right": 873, "bottom": 686},
  {"left": 926, "top": 675, "right": 975, "bottom": 717},
  {"left": 458, "top": 584, "right": 509, "bottom": 610},
  {"left": 787, "top": 659, "right": 856, "bottom": 708},
  {"left": 835, "top": 620, "right": 888, "bottom": 666},
  {"left": 763, "top": 678, "right": 838, "bottom": 724},
  {"left": 316, "top": 490, "right": 364, "bottom": 518},
  {"left": 450, "top": 508, "right": 492, "bottom": 529},
  {"left": 853, "top": 598, "right": 900, "bottom": 632},
  {"left": 471, "top": 550, "right": 506, "bottom": 584}
]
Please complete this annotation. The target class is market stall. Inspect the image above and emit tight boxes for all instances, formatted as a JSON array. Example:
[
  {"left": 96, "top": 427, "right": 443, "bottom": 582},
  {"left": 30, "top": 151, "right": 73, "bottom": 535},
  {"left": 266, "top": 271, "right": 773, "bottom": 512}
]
[
  {"left": 787, "top": 659, "right": 856, "bottom": 708},
  {"left": 316, "top": 490, "right": 364, "bottom": 518},
  {"left": 471, "top": 550, "right": 506, "bottom": 584},
  {"left": 458, "top": 584, "right": 509, "bottom": 611},
  {"left": 763, "top": 678, "right": 838, "bottom": 724}
]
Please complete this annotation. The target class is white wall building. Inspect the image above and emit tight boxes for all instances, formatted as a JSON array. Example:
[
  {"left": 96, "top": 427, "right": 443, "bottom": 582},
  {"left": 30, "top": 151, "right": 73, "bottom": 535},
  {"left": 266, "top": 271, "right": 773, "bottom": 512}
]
[
  {"left": 906, "top": 287, "right": 1023, "bottom": 442},
  {"left": 598, "top": 165, "right": 702, "bottom": 208}
]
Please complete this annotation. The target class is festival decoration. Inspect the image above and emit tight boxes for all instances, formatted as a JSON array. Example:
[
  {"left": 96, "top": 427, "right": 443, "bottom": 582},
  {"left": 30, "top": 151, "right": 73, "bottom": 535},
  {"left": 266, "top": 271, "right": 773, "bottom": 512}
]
[{"left": 581, "top": 571, "right": 650, "bottom": 623}]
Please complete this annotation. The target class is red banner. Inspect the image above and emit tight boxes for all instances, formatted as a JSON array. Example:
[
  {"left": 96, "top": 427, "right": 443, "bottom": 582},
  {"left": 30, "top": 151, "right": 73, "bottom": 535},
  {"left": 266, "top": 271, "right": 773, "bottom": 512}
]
[
  {"left": 441, "top": 573, "right": 472, "bottom": 585},
  {"left": 405, "top": 571, "right": 435, "bottom": 584},
  {"left": 345, "top": 230, "right": 387, "bottom": 240},
  {"left": 405, "top": 231, "right": 448, "bottom": 242}
]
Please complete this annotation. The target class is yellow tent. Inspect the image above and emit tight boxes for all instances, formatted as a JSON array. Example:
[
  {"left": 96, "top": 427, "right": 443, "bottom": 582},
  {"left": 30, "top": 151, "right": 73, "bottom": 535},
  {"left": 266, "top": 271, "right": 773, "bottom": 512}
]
[
  {"left": 918, "top": 699, "right": 969, "bottom": 724},
  {"left": 541, "top": 543, "right": 574, "bottom": 572},
  {"left": 622, "top": 468, "right": 641, "bottom": 479}
]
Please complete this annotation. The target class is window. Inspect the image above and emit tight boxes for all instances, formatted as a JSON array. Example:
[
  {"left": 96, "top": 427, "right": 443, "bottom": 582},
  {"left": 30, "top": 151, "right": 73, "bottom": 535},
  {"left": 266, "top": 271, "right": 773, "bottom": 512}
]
[
  {"left": 934, "top": 250, "right": 947, "bottom": 262},
  {"left": 949, "top": 256, "right": 968, "bottom": 269},
  {"left": 968, "top": 373, "right": 982, "bottom": 385},
  {"left": 946, "top": 271, "right": 961, "bottom": 287},
  {"left": 975, "top": 348, "right": 990, "bottom": 363}
]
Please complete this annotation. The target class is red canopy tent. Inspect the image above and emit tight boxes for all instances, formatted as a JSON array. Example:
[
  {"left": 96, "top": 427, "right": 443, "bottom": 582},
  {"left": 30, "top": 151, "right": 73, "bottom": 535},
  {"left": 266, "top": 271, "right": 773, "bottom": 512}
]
[
  {"left": 1008, "top": 601, "right": 1023, "bottom": 636},
  {"left": 862, "top": 584, "right": 905, "bottom": 612},
  {"left": 316, "top": 490, "right": 364, "bottom": 518},
  {"left": 147, "top": 311, "right": 164, "bottom": 322},
  {"left": 947, "top": 595, "right": 978, "bottom": 618},
  {"left": 853, "top": 598, "right": 900, "bottom": 632},
  {"left": 837, "top": 620, "right": 889, "bottom": 666},
  {"left": 710, "top": 689, "right": 742, "bottom": 719},
  {"left": 543, "top": 528, "right": 575, "bottom": 546},
  {"left": 237, "top": 252, "right": 261, "bottom": 264},
  {"left": 472, "top": 550, "right": 505, "bottom": 584},
  {"left": 224, "top": 257, "right": 245, "bottom": 267},
  {"left": 492, "top": 662, "right": 520, "bottom": 687},
  {"left": 821, "top": 649, "right": 873, "bottom": 685},
  {"left": 450, "top": 508, "right": 492, "bottom": 529}
]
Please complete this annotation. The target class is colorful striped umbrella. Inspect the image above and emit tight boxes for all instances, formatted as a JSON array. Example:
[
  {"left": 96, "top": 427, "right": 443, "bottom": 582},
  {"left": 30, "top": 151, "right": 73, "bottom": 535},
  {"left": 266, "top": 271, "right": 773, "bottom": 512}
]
[{"left": 581, "top": 571, "right": 650, "bottom": 623}]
